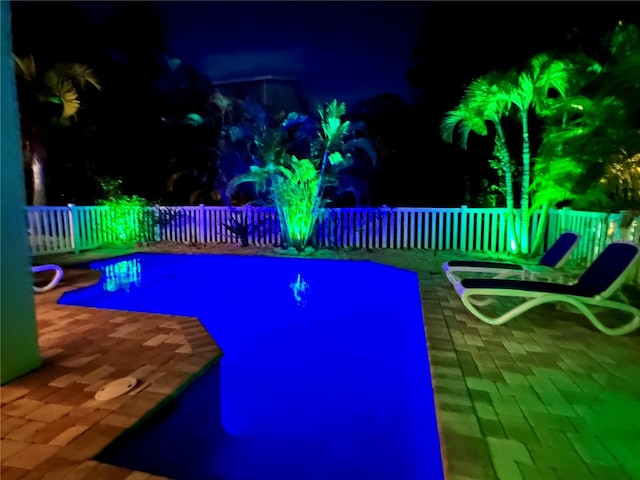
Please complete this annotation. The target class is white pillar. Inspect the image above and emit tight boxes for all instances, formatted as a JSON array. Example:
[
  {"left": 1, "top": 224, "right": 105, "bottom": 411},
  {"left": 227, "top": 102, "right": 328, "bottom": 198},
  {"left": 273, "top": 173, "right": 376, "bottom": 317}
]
[{"left": 1, "top": 1, "right": 41, "bottom": 384}]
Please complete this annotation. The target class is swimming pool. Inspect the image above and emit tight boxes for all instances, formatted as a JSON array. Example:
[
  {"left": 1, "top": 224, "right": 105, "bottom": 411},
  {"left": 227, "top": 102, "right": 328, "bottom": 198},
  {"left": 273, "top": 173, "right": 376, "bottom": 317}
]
[{"left": 59, "top": 253, "right": 444, "bottom": 480}]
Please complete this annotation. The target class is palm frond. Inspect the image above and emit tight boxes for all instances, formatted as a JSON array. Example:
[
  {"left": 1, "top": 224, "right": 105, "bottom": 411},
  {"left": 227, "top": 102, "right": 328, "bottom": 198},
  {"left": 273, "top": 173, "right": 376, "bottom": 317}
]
[
  {"left": 50, "top": 80, "right": 80, "bottom": 123},
  {"left": 465, "top": 73, "right": 512, "bottom": 115},
  {"left": 530, "top": 185, "right": 575, "bottom": 212},
  {"left": 609, "top": 22, "right": 640, "bottom": 57},
  {"left": 40, "top": 62, "right": 100, "bottom": 123},
  {"left": 440, "top": 107, "right": 487, "bottom": 148},
  {"left": 511, "top": 72, "right": 534, "bottom": 110},
  {"left": 13, "top": 54, "right": 36, "bottom": 81},
  {"left": 288, "top": 157, "right": 319, "bottom": 184},
  {"left": 442, "top": 71, "right": 515, "bottom": 149},
  {"left": 55, "top": 63, "right": 101, "bottom": 91},
  {"left": 342, "top": 138, "right": 377, "bottom": 167},
  {"left": 228, "top": 124, "right": 253, "bottom": 143},
  {"left": 183, "top": 113, "right": 204, "bottom": 126},
  {"left": 530, "top": 155, "right": 582, "bottom": 212},
  {"left": 326, "top": 151, "right": 342, "bottom": 166},
  {"left": 225, "top": 164, "right": 272, "bottom": 197},
  {"left": 319, "top": 99, "right": 346, "bottom": 123},
  {"left": 602, "top": 48, "right": 640, "bottom": 111},
  {"left": 319, "top": 99, "right": 349, "bottom": 148},
  {"left": 212, "top": 90, "right": 232, "bottom": 112},
  {"left": 440, "top": 110, "right": 462, "bottom": 144},
  {"left": 282, "top": 112, "right": 310, "bottom": 130}
]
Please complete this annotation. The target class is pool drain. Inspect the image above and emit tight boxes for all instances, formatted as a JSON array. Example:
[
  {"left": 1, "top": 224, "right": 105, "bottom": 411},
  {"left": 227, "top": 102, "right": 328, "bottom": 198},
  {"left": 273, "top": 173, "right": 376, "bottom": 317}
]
[{"left": 95, "top": 377, "right": 138, "bottom": 401}]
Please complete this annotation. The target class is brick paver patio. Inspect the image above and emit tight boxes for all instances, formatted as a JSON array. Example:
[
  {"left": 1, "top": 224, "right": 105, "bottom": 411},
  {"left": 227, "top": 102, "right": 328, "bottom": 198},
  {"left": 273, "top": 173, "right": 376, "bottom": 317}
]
[{"left": 2, "top": 246, "right": 639, "bottom": 479}]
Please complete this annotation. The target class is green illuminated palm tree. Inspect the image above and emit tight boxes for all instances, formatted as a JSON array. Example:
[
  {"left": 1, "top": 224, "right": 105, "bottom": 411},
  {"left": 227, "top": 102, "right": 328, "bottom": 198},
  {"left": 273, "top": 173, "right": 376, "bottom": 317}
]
[
  {"left": 506, "top": 52, "right": 593, "bottom": 255},
  {"left": 600, "top": 23, "right": 640, "bottom": 212},
  {"left": 599, "top": 24, "right": 640, "bottom": 283},
  {"left": 533, "top": 24, "right": 640, "bottom": 252},
  {"left": 444, "top": 53, "right": 601, "bottom": 255},
  {"left": 527, "top": 53, "right": 602, "bottom": 253},
  {"left": 441, "top": 71, "right": 520, "bottom": 251},
  {"left": 568, "top": 23, "right": 640, "bottom": 262},
  {"left": 591, "top": 22, "right": 640, "bottom": 200},
  {"left": 14, "top": 55, "right": 100, "bottom": 205},
  {"left": 506, "top": 68, "right": 537, "bottom": 254}
]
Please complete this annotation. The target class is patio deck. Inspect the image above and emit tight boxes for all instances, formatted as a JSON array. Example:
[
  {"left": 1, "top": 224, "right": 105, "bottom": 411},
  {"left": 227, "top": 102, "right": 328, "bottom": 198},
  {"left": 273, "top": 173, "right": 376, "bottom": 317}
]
[{"left": 2, "top": 246, "right": 639, "bottom": 480}]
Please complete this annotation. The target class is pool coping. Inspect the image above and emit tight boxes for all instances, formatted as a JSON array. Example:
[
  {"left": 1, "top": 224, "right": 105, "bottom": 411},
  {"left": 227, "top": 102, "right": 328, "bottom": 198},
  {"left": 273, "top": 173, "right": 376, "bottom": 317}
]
[{"left": 2, "top": 268, "right": 222, "bottom": 479}]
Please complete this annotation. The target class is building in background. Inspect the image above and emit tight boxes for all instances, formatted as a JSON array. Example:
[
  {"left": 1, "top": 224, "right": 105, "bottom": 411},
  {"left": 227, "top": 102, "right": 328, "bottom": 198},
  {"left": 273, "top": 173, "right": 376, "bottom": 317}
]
[{"left": 213, "top": 75, "right": 310, "bottom": 115}]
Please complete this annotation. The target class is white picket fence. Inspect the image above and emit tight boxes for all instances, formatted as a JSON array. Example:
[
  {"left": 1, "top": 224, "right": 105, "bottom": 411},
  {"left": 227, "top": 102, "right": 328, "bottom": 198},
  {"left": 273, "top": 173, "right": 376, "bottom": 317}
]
[{"left": 27, "top": 204, "right": 639, "bottom": 266}]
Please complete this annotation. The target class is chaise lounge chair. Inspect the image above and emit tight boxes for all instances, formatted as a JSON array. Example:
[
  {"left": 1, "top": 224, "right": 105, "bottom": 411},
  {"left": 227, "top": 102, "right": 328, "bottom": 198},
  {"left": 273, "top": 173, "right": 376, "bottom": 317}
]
[
  {"left": 447, "top": 241, "right": 640, "bottom": 336},
  {"left": 442, "top": 231, "right": 581, "bottom": 284},
  {"left": 32, "top": 264, "right": 64, "bottom": 293}
]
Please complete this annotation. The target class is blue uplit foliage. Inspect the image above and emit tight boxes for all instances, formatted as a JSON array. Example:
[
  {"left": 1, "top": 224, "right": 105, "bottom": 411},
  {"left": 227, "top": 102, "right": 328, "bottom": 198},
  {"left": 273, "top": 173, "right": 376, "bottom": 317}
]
[{"left": 224, "top": 100, "right": 377, "bottom": 251}]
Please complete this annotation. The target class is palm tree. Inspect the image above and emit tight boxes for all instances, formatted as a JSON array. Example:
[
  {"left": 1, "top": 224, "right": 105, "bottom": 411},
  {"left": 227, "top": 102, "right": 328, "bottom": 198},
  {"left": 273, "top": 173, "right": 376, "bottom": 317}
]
[
  {"left": 527, "top": 53, "right": 602, "bottom": 253},
  {"left": 226, "top": 100, "right": 376, "bottom": 251},
  {"left": 506, "top": 52, "right": 593, "bottom": 255},
  {"left": 14, "top": 54, "right": 100, "bottom": 205},
  {"left": 534, "top": 24, "right": 640, "bottom": 257},
  {"left": 441, "top": 72, "right": 520, "bottom": 252}
]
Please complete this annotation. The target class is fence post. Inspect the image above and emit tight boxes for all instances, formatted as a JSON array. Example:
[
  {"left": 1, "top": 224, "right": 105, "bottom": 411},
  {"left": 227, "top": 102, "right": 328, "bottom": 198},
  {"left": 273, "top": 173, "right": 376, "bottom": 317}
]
[
  {"left": 153, "top": 205, "right": 160, "bottom": 242},
  {"left": 68, "top": 203, "right": 80, "bottom": 253},
  {"left": 198, "top": 204, "right": 206, "bottom": 243},
  {"left": 560, "top": 206, "right": 571, "bottom": 232},
  {"left": 546, "top": 208, "right": 556, "bottom": 249},
  {"left": 460, "top": 205, "right": 467, "bottom": 252}
]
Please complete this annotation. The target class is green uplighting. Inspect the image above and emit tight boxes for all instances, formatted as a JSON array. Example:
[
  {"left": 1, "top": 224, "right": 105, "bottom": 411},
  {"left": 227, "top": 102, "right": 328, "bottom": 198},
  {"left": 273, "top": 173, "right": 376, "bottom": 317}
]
[{"left": 97, "top": 195, "right": 153, "bottom": 246}]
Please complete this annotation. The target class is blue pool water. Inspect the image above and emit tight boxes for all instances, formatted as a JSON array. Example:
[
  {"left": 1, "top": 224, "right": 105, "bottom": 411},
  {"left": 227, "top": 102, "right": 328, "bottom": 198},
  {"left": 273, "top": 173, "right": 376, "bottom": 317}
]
[{"left": 59, "top": 253, "right": 444, "bottom": 480}]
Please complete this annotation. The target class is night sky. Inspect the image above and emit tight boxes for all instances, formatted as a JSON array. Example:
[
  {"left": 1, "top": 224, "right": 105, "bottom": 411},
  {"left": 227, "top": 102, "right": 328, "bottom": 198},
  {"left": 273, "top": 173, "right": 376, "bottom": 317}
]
[
  {"left": 78, "top": 1, "right": 431, "bottom": 107},
  {"left": 166, "top": 1, "right": 636, "bottom": 107},
  {"left": 13, "top": 0, "right": 638, "bottom": 121}
]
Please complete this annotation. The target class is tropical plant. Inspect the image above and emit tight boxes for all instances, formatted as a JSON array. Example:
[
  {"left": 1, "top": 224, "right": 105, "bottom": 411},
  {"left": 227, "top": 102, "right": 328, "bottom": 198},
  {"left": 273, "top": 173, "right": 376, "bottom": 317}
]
[
  {"left": 226, "top": 100, "right": 376, "bottom": 251},
  {"left": 226, "top": 154, "right": 324, "bottom": 251},
  {"left": 222, "top": 209, "right": 252, "bottom": 247},
  {"left": 96, "top": 195, "right": 153, "bottom": 245},
  {"left": 570, "top": 24, "right": 640, "bottom": 208},
  {"left": 471, "top": 52, "right": 590, "bottom": 255},
  {"left": 156, "top": 58, "right": 223, "bottom": 205},
  {"left": 505, "top": 64, "right": 540, "bottom": 255},
  {"left": 14, "top": 55, "right": 100, "bottom": 205},
  {"left": 441, "top": 71, "right": 519, "bottom": 251},
  {"left": 214, "top": 98, "right": 313, "bottom": 206},
  {"left": 532, "top": 22, "right": 640, "bottom": 263},
  {"left": 526, "top": 53, "right": 603, "bottom": 254},
  {"left": 444, "top": 49, "right": 608, "bottom": 256}
]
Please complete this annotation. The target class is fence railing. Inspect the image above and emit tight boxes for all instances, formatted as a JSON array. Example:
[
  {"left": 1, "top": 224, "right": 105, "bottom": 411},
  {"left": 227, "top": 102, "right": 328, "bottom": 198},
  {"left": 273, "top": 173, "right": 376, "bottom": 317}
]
[
  {"left": 27, "top": 204, "right": 639, "bottom": 266},
  {"left": 545, "top": 208, "right": 640, "bottom": 266}
]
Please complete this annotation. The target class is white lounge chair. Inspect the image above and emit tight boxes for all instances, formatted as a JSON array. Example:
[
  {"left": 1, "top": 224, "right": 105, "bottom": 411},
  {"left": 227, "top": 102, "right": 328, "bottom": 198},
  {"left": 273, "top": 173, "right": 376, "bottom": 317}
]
[
  {"left": 32, "top": 264, "right": 64, "bottom": 293},
  {"left": 442, "top": 231, "right": 581, "bottom": 284},
  {"left": 448, "top": 241, "right": 640, "bottom": 336}
]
